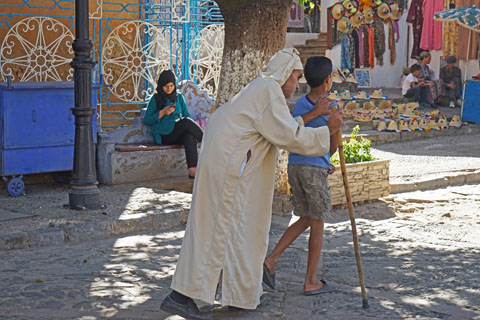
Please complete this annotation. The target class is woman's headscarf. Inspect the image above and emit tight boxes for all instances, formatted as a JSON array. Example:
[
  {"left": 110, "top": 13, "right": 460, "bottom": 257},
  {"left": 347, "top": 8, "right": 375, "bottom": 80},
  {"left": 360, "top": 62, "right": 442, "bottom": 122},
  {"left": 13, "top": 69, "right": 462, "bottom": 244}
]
[
  {"left": 261, "top": 48, "right": 303, "bottom": 86},
  {"left": 418, "top": 51, "right": 431, "bottom": 62},
  {"left": 155, "top": 69, "right": 177, "bottom": 111}
]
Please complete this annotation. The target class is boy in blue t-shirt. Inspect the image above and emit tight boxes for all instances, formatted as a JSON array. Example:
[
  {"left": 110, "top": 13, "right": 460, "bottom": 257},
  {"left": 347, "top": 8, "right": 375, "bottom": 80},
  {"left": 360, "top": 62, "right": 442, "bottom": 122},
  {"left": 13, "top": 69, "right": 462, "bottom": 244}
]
[{"left": 264, "top": 56, "right": 338, "bottom": 295}]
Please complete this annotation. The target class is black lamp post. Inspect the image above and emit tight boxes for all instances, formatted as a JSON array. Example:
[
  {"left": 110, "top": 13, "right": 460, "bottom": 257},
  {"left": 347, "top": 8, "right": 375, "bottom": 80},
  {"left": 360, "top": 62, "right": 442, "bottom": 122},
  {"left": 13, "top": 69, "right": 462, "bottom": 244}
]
[{"left": 69, "top": 0, "right": 100, "bottom": 210}]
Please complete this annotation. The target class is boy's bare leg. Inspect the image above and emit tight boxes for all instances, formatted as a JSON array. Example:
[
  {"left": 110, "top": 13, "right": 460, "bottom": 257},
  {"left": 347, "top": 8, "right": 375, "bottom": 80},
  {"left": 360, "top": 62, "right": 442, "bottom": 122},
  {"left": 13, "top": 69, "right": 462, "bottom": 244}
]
[
  {"left": 264, "top": 216, "right": 311, "bottom": 274},
  {"left": 304, "top": 218, "right": 325, "bottom": 292}
]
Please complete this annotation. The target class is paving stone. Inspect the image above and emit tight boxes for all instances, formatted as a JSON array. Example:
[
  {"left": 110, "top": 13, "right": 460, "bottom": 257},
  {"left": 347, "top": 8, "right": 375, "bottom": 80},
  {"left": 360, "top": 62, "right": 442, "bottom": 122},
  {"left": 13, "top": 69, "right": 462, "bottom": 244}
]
[{"left": 1, "top": 185, "right": 478, "bottom": 319}]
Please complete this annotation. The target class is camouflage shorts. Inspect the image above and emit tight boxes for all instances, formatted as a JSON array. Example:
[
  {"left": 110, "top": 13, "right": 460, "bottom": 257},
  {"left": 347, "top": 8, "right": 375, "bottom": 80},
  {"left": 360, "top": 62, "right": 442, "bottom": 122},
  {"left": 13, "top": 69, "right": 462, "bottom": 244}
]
[{"left": 288, "top": 164, "right": 331, "bottom": 220}]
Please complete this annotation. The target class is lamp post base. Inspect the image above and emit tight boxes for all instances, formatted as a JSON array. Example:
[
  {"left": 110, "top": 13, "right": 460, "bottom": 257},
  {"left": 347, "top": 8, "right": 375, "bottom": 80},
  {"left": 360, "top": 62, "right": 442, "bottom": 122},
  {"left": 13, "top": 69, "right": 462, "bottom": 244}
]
[{"left": 69, "top": 185, "right": 100, "bottom": 210}]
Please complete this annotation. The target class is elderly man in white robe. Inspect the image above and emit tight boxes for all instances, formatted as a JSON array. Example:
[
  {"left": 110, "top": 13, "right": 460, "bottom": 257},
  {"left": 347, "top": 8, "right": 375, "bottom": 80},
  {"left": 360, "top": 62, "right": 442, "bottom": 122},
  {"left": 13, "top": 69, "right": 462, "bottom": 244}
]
[{"left": 160, "top": 48, "right": 343, "bottom": 319}]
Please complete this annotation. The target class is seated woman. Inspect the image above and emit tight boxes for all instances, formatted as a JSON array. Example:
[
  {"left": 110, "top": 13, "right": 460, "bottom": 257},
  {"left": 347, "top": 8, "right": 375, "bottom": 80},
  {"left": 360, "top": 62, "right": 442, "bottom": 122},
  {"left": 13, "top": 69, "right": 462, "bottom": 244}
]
[
  {"left": 144, "top": 70, "right": 203, "bottom": 178},
  {"left": 416, "top": 51, "right": 442, "bottom": 108}
]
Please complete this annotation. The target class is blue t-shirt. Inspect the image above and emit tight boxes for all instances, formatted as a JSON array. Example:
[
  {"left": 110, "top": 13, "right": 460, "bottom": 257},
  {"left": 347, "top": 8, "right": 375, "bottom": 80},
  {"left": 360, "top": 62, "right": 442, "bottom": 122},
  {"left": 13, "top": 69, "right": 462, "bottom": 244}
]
[{"left": 288, "top": 95, "right": 330, "bottom": 169}]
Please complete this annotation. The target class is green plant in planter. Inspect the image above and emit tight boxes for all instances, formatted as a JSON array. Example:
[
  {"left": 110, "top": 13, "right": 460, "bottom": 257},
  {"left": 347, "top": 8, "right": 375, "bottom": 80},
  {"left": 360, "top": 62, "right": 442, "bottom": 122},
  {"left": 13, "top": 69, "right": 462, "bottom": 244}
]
[{"left": 331, "top": 125, "right": 377, "bottom": 165}]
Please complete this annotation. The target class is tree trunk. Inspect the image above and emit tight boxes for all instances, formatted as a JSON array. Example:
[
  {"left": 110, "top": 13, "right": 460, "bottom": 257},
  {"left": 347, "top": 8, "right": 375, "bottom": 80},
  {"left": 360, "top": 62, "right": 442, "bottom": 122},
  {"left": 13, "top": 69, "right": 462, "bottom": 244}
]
[{"left": 215, "top": 0, "right": 292, "bottom": 106}]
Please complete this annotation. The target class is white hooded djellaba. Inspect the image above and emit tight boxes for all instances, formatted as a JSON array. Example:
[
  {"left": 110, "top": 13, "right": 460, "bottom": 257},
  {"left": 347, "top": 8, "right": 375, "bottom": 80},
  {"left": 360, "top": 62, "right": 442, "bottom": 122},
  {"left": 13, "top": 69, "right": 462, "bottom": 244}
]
[{"left": 171, "top": 48, "right": 331, "bottom": 309}]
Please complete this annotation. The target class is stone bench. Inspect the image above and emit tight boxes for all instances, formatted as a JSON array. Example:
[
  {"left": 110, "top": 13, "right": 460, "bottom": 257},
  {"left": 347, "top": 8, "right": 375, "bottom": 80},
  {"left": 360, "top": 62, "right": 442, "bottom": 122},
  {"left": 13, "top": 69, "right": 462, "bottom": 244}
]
[{"left": 97, "top": 80, "right": 215, "bottom": 185}]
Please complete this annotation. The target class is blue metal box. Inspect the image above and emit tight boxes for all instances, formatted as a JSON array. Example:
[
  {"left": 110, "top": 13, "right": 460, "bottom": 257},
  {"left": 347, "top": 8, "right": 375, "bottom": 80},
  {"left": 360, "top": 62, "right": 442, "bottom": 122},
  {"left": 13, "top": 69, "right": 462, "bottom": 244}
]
[
  {"left": 0, "top": 80, "right": 100, "bottom": 196},
  {"left": 463, "top": 80, "right": 480, "bottom": 124}
]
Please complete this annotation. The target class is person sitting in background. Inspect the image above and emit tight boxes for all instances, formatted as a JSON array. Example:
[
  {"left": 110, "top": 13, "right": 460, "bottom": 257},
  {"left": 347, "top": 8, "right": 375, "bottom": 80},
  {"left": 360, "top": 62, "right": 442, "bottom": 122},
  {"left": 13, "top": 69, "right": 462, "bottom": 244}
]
[
  {"left": 402, "top": 64, "right": 422, "bottom": 103},
  {"left": 144, "top": 70, "right": 203, "bottom": 178},
  {"left": 401, "top": 66, "right": 411, "bottom": 89},
  {"left": 416, "top": 51, "right": 441, "bottom": 108},
  {"left": 439, "top": 56, "right": 462, "bottom": 108}
]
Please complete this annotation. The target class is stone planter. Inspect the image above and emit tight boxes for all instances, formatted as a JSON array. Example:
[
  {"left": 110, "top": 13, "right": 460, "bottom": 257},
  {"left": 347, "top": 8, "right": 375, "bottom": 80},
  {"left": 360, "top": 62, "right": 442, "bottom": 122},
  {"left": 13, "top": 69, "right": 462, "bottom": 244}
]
[
  {"left": 329, "top": 159, "right": 390, "bottom": 206},
  {"left": 272, "top": 158, "right": 390, "bottom": 215}
]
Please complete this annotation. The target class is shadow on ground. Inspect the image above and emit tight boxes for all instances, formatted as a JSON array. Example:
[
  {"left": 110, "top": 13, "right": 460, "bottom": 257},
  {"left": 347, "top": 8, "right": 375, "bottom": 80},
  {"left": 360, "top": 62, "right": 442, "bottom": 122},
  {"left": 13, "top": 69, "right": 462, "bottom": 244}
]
[
  {"left": 373, "top": 133, "right": 480, "bottom": 159},
  {"left": 0, "top": 182, "right": 191, "bottom": 240},
  {"left": 1, "top": 209, "right": 478, "bottom": 319}
]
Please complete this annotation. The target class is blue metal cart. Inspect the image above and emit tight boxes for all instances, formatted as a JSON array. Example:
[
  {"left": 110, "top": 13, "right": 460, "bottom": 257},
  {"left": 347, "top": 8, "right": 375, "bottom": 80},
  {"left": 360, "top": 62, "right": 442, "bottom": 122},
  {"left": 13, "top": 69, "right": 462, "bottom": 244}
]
[
  {"left": 0, "top": 79, "right": 99, "bottom": 196},
  {"left": 463, "top": 80, "right": 480, "bottom": 124}
]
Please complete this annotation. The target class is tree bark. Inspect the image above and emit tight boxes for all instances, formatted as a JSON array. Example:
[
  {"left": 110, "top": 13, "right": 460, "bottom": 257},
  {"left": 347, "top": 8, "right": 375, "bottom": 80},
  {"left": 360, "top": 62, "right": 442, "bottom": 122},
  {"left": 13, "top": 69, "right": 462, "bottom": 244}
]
[{"left": 215, "top": 0, "right": 292, "bottom": 106}]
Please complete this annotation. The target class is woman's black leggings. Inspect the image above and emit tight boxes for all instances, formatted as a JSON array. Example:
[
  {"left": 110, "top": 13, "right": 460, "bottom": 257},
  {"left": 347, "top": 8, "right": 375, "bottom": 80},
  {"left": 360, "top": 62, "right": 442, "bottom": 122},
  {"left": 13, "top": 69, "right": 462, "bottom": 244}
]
[{"left": 161, "top": 118, "right": 203, "bottom": 168}]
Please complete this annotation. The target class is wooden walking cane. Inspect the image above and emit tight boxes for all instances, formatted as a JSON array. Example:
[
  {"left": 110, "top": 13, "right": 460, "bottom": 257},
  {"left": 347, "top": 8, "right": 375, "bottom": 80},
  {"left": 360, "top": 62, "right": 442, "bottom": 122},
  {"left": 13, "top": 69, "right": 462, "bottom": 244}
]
[{"left": 332, "top": 105, "right": 369, "bottom": 309}]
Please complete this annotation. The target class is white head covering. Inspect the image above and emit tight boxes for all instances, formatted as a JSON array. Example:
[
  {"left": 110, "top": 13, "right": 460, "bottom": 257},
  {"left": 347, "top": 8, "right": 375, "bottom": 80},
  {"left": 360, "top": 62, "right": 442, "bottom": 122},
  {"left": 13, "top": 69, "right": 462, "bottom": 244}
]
[{"left": 261, "top": 48, "right": 303, "bottom": 86}]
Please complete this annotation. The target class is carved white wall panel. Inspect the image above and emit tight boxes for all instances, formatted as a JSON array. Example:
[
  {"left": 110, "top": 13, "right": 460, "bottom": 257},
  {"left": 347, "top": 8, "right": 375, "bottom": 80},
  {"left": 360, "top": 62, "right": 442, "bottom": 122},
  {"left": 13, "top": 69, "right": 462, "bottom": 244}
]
[
  {"left": 189, "top": 24, "right": 224, "bottom": 99},
  {"left": 172, "top": 0, "right": 190, "bottom": 23},
  {"left": 102, "top": 21, "right": 180, "bottom": 102},
  {"left": 0, "top": 17, "right": 74, "bottom": 82},
  {"left": 89, "top": 0, "right": 103, "bottom": 19}
]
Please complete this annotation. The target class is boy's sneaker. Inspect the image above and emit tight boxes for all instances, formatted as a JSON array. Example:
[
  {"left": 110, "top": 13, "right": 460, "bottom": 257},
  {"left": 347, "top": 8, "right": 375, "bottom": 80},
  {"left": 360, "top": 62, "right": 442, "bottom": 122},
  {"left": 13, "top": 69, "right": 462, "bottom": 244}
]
[
  {"left": 456, "top": 98, "right": 462, "bottom": 106},
  {"left": 419, "top": 102, "right": 429, "bottom": 108},
  {"left": 449, "top": 100, "right": 455, "bottom": 108}
]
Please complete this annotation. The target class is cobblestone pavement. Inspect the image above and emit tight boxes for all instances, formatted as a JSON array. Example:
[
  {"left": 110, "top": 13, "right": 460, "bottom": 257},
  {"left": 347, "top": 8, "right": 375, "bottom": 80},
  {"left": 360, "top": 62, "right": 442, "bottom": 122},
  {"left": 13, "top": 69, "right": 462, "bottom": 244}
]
[
  {"left": 372, "top": 133, "right": 480, "bottom": 184},
  {"left": 0, "top": 183, "right": 192, "bottom": 248},
  {"left": 1, "top": 184, "right": 479, "bottom": 319},
  {"left": 2, "top": 131, "right": 480, "bottom": 242}
]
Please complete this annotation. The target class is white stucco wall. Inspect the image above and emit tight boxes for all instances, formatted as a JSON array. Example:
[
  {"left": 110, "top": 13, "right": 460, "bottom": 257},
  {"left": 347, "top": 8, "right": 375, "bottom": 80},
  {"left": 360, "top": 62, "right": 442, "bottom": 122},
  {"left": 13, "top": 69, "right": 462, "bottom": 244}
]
[
  {"left": 285, "top": 32, "right": 319, "bottom": 48},
  {"left": 371, "top": 15, "right": 409, "bottom": 88},
  {"left": 321, "top": 0, "right": 338, "bottom": 33}
]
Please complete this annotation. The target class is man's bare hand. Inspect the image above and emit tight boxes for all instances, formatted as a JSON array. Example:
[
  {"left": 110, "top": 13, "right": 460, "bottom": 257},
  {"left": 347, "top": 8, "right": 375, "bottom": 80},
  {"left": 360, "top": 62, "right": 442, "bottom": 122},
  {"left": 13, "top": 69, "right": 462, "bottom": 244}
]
[
  {"left": 301, "top": 97, "right": 336, "bottom": 125},
  {"left": 327, "top": 108, "right": 343, "bottom": 135},
  {"left": 313, "top": 96, "right": 334, "bottom": 116},
  {"left": 327, "top": 163, "right": 336, "bottom": 174}
]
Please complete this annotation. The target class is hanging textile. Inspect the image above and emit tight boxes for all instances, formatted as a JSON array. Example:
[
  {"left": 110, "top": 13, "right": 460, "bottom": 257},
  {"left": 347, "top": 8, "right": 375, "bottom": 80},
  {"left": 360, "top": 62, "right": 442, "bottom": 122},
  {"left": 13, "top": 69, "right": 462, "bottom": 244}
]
[
  {"left": 348, "top": 33, "right": 356, "bottom": 71},
  {"left": 387, "top": 20, "right": 396, "bottom": 65},
  {"left": 443, "top": 22, "right": 458, "bottom": 57},
  {"left": 356, "top": 29, "right": 365, "bottom": 68},
  {"left": 367, "top": 25, "right": 375, "bottom": 68},
  {"left": 373, "top": 17, "right": 386, "bottom": 66},
  {"left": 456, "top": 0, "right": 480, "bottom": 59},
  {"left": 351, "top": 30, "right": 360, "bottom": 69},
  {"left": 419, "top": 0, "right": 443, "bottom": 50},
  {"left": 363, "top": 27, "right": 370, "bottom": 68},
  {"left": 341, "top": 35, "right": 352, "bottom": 70},
  {"left": 478, "top": 33, "right": 480, "bottom": 61},
  {"left": 393, "top": 21, "right": 400, "bottom": 42},
  {"left": 443, "top": 0, "right": 457, "bottom": 57},
  {"left": 407, "top": 0, "right": 424, "bottom": 59}
]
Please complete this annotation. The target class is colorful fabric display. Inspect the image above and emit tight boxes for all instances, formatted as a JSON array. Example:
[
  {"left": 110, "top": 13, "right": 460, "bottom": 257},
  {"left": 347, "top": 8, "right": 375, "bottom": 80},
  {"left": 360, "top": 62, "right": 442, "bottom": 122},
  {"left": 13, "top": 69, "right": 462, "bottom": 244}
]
[
  {"left": 341, "top": 35, "right": 352, "bottom": 70},
  {"left": 420, "top": 0, "right": 443, "bottom": 50},
  {"left": 407, "top": 0, "right": 425, "bottom": 59}
]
